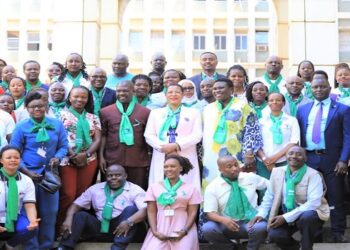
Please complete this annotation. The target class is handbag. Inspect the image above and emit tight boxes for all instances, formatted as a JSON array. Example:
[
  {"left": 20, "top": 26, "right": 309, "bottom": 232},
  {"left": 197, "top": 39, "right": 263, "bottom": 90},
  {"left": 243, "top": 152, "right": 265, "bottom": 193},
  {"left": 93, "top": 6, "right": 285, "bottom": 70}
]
[{"left": 38, "top": 162, "right": 61, "bottom": 194}]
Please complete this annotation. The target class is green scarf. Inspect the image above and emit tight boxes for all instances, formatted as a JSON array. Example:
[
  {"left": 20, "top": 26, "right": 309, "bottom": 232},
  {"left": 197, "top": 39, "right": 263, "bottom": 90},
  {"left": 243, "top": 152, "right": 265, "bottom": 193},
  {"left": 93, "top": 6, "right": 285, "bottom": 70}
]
[
  {"left": 183, "top": 100, "right": 198, "bottom": 108},
  {"left": 263, "top": 72, "right": 283, "bottom": 93},
  {"left": 30, "top": 117, "right": 54, "bottom": 143},
  {"left": 115, "top": 96, "right": 137, "bottom": 146},
  {"left": 0, "top": 168, "right": 18, "bottom": 232},
  {"left": 270, "top": 112, "right": 283, "bottom": 145},
  {"left": 139, "top": 95, "right": 150, "bottom": 107},
  {"left": 49, "top": 102, "right": 66, "bottom": 118},
  {"left": 284, "top": 94, "right": 304, "bottom": 117},
  {"left": 221, "top": 174, "right": 257, "bottom": 221},
  {"left": 157, "top": 178, "right": 182, "bottom": 206},
  {"left": 250, "top": 101, "right": 267, "bottom": 119},
  {"left": 0, "top": 81, "right": 8, "bottom": 90},
  {"left": 159, "top": 105, "right": 181, "bottom": 141},
  {"left": 101, "top": 182, "right": 125, "bottom": 233},
  {"left": 339, "top": 86, "right": 350, "bottom": 98},
  {"left": 285, "top": 164, "right": 307, "bottom": 212},
  {"left": 66, "top": 72, "right": 83, "bottom": 87},
  {"left": 15, "top": 96, "right": 25, "bottom": 110},
  {"left": 91, "top": 87, "right": 104, "bottom": 116},
  {"left": 213, "top": 98, "right": 235, "bottom": 144},
  {"left": 69, "top": 107, "right": 92, "bottom": 153},
  {"left": 25, "top": 80, "right": 42, "bottom": 92},
  {"left": 304, "top": 82, "right": 314, "bottom": 100}
]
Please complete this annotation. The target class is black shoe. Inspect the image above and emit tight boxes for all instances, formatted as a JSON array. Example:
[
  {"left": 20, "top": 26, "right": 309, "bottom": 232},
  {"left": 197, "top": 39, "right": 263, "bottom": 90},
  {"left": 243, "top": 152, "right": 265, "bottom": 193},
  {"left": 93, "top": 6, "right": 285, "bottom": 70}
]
[
  {"left": 333, "top": 234, "right": 350, "bottom": 243},
  {"left": 52, "top": 246, "right": 74, "bottom": 250}
]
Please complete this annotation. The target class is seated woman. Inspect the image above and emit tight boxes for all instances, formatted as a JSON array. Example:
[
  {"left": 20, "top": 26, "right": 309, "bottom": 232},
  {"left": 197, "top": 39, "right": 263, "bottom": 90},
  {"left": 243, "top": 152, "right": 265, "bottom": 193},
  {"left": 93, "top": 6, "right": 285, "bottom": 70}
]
[
  {"left": 141, "top": 155, "right": 202, "bottom": 250},
  {"left": 0, "top": 145, "right": 40, "bottom": 250}
]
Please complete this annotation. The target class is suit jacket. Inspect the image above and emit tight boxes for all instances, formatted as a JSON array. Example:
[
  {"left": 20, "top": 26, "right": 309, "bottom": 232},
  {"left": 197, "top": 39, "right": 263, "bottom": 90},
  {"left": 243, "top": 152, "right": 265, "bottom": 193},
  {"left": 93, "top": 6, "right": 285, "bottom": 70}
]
[
  {"left": 297, "top": 100, "right": 350, "bottom": 168},
  {"left": 188, "top": 72, "right": 225, "bottom": 99},
  {"left": 101, "top": 87, "right": 117, "bottom": 109}
]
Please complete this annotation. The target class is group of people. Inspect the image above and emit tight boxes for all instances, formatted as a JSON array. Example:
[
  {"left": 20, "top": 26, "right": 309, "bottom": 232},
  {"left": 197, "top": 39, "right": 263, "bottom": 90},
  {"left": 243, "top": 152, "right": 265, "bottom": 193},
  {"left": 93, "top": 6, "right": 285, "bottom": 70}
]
[{"left": 0, "top": 51, "right": 349, "bottom": 250}]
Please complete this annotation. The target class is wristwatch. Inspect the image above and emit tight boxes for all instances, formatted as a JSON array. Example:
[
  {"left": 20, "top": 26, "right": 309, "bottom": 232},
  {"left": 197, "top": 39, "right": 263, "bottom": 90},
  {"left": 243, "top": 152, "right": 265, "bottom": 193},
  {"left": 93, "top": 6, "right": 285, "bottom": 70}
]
[{"left": 126, "top": 218, "right": 134, "bottom": 227}]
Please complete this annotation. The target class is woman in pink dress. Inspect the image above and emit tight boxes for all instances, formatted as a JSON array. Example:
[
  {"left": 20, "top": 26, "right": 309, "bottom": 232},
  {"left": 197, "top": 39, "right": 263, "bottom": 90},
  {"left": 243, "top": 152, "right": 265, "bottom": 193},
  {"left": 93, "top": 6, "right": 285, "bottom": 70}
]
[{"left": 141, "top": 155, "right": 202, "bottom": 250}]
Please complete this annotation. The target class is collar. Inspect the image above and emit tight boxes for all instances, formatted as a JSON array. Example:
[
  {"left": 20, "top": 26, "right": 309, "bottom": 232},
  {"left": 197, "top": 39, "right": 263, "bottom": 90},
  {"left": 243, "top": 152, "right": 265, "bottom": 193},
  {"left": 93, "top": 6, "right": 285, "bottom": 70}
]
[
  {"left": 201, "top": 72, "right": 218, "bottom": 80},
  {"left": 314, "top": 97, "right": 331, "bottom": 106},
  {"left": 100, "top": 181, "right": 130, "bottom": 191},
  {"left": 0, "top": 171, "right": 21, "bottom": 181}
]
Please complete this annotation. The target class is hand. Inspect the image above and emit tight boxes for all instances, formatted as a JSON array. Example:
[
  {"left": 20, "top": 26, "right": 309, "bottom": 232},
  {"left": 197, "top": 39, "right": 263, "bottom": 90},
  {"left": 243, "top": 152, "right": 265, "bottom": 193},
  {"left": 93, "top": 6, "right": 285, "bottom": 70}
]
[
  {"left": 221, "top": 217, "right": 240, "bottom": 232},
  {"left": 248, "top": 216, "right": 264, "bottom": 228},
  {"left": 27, "top": 218, "right": 40, "bottom": 231},
  {"left": 99, "top": 156, "right": 107, "bottom": 175},
  {"left": 266, "top": 163, "right": 275, "bottom": 172},
  {"left": 160, "top": 143, "right": 178, "bottom": 154},
  {"left": 334, "top": 161, "right": 348, "bottom": 176},
  {"left": 153, "top": 231, "right": 168, "bottom": 241},
  {"left": 269, "top": 215, "right": 286, "bottom": 229},
  {"left": 169, "top": 230, "right": 187, "bottom": 241},
  {"left": 27, "top": 170, "right": 44, "bottom": 182},
  {"left": 113, "top": 220, "right": 130, "bottom": 237},
  {"left": 0, "top": 226, "right": 7, "bottom": 233},
  {"left": 49, "top": 157, "right": 60, "bottom": 167},
  {"left": 60, "top": 218, "right": 73, "bottom": 235},
  {"left": 70, "top": 152, "right": 87, "bottom": 168}
]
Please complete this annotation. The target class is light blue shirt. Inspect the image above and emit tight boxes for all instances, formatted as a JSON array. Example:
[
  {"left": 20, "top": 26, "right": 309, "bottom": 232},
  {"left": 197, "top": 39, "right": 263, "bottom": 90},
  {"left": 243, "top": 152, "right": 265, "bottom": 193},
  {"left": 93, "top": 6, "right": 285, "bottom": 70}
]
[
  {"left": 257, "top": 166, "right": 324, "bottom": 223},
  {"left": 105, "top": 73, "right": 134, "bottom": 90},
  {"left": 305, "top": 97, "right": 331, "bottom": 150}
]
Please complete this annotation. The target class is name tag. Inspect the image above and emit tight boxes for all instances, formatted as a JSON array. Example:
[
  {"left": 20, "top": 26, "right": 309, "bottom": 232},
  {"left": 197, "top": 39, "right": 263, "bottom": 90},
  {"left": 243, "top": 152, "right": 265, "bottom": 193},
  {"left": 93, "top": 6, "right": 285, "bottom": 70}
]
[
  {"left": 37, "top": 147, "right": 46, "bottom": 158},
  {"left": 164, "top": 209, "right": 174, "bottom": 217}
]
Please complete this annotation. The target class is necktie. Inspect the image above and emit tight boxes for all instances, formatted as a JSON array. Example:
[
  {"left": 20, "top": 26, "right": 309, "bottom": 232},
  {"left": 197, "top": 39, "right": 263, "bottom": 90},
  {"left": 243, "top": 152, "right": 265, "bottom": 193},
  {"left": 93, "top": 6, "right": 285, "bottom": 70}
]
[{"left": 312, "top": 102, "right": 323, "bottom": 144}]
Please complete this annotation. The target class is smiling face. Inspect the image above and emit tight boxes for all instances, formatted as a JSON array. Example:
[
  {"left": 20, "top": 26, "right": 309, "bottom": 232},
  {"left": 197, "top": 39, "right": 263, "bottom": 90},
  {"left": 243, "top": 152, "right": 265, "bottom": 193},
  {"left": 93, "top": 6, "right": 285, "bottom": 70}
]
[
  {"left": 311, "top": 77, "right": 331, "bottom": 101},
  {"left": 24, "top": 62, "right": 40, "bottom": 82},
  {"left": 1, "top": 149, "right": 21, "bottom": 175},
  {"left": 251, "top": 82, "right": 268, "bottom": 103},
  {"left": 134, "top": 78, "right": 151, "bottom": 99},
  {"left": 298, "top": 61, "right": 314, "bottom": 81},
  {"left": 200, "top": 53, "right": 218, "bottom": 72},
  {"left": 69, "top": 87, "right": 89, "bottom": 110},
  {"left": 163, "top": 158, "right": 182, "bottom": 180},
  {"left": 150, "top": 74, "right": 163, "bottom": 93},
  {"left": 27, "top": 98, "right": 46, "bottom": 121},
  {"left": 286, "top": 146, "right": 306, "bottom": 169},
  {"left": 48, "top": 64, "right": 62, "bottom": 80},
  {"left": 106, "top": 165, "right": 127, "bottom": 190},
  {"left": 335, "top": 67, "right": 350, "bottom": 88},
  {"left": 66, "top": 54, "right": 83, "bottom": 75},
  {"left": 166, "top": 85, "right": 183, "bottom": 106},
  {"left": 2, "top": 66, "right": 16, "bottom": 83},
  {"left": 9, "top": 78, "right": 26, "bottom": 99},
  {"left": 228, "top": 68, "right": 245, "bottom": 88},
  {"left": 90, "top": 68, "right": 107, "bottom": 90},
  {"left": 285, "top": 76, "right": 304, "bottom": 97},
  {"left": 0, "top": 95, "right": 15, "bottom": 113},
  {"left": 212, "top": 81, "right": 232, "bottom": 103},
  {"left": 116, "top": 82, "right": 134, "bottom": 104},
  {"left": 268, "top": 93, "right": 285, "bottom": 113},
  {"left": 163, "top": 70, "right": 181, "bottom": 87},
  {"left": 181, "top": 81, "right": 195, "bottom": 98},
  {"left": 50, "top": 83, "right": 66, "bottom": 103}
]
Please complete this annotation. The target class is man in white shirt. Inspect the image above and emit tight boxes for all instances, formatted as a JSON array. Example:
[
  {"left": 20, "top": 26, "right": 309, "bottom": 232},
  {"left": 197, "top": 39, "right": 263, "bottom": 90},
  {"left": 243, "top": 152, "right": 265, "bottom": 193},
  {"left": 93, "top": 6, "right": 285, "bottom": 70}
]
[
  {"left": 249, "top": 146, "right": 329, "bottom": 250},
  {"left": 202, "top": 155, "right": 269, "bottom": 250}
]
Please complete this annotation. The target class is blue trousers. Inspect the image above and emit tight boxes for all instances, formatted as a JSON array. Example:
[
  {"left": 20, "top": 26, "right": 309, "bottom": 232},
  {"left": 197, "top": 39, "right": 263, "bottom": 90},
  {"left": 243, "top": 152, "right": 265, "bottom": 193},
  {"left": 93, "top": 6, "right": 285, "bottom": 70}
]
[
  {"left": 61, "top": 205, "right": 138, "bottom": 250},
  {"left": 268, "top": 210, "right": 324, "bottom": 250},
  {"left": 202, "top": 220, "right": 267, "bottom": 250},
  {"left": 23, "top": 182, "right": 59, "bottom": 250}
]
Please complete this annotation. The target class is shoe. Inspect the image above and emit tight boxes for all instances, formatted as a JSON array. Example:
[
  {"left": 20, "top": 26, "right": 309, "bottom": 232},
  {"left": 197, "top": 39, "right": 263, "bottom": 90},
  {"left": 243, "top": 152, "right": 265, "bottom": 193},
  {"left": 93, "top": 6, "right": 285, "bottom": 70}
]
[{"left": 333, "top": 234, "right": 350, "bottom": 243}]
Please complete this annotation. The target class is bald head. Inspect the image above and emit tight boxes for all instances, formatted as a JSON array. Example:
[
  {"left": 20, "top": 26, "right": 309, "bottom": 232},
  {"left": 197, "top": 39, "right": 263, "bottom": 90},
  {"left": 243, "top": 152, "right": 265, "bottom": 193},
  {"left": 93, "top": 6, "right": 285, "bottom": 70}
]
[
  {"left": 106, "top": 164, "right": 127, "bottom": 190},
  {"left": 285, "top": 75, "right": 304, "bottom": 97},
  {"left": 90, "top": 67, "right": 107, "bottom": 90},
  {"left": 217, "top": 155, "right": 240, "bottom": 180},
  {"left": 112, "top": 54, "right": 129, "bottom": 77},
  {"left": 286, "top": 145, "right": 307, "bottom": 169},
  {"left": 107, "top": 164, "right": 126, "bottom": 174},
  {"left": 265, "top": 55, "right": 283, "bottom": 77},
  {"left": 151, "top": 52, "right": 167, "bottom": 74}
]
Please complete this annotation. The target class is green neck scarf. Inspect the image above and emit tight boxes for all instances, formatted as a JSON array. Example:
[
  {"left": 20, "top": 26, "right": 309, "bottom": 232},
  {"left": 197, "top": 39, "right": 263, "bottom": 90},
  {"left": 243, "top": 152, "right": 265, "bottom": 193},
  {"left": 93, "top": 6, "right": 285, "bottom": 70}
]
[
  {"left": 270, "top": 112, "right": 283, "bottom": 145},
  {"left": 101, "top": 182, "right": 125, "bottom": 233},
  {"left": 30, "top": 117, "right": 54, "bottom": 143},
  {"left": 339, "top": 86, "right": 350, "bottom": 98},
  {"left": 285, "top": 164, "right": 307, "bottom": 212},
  {"left": 0, "top": 81, "right": 8, "bottom": 90},
  {"left": 115, "top": 96, "right": 137, "bottom": 146},
  {"left": 221, "top": 174, "right": 256, "bottom": 221},
  {"left": 183, "top": 100, "right": 198, "bottom": 108},
  {"left": 213, "top": 98, "right": 235, "bottom": 144},
  {"left": 69, "top": 106, "right": 92, "bottom": 153},
  {"left": 304, "top": 82, "right": 314, "bottom": 100},
  {"left": 285, "top": 93, "right": 304, "bottom": 117},
  {"left": 162, "top": 87, "right": 167, "bottom": 93},
  {"left": 0, "top": 168, "right": 18, "bottom": 232},
  {"left": 26, "top": 80, "right": 41, "bottom": 92},
  {"left": 139, "top": 95, "right": 150, "bottom": 107},
  {"left": 157, "top": 178, "right": 182, "bottom": 206},
  {"left": 159, "top": 105, "right": 181, "bottom": 141},
  {"left": 66, "top": 72, "right": 83, "bottom": 87},
  {"left": 263, "top": 72, "right": 283, "bottom": 93},
  {"left": 91, "top": 87, "right": 104, "bottom": 116},
  {"left": 250, "top": 101, "right": 267, "bottom": 119},
  {"left": 15, "top": 96, "right": 25, "bottom": 110},
  {"left": 49, "top": 102, "right": 66, "bottom": 118}
]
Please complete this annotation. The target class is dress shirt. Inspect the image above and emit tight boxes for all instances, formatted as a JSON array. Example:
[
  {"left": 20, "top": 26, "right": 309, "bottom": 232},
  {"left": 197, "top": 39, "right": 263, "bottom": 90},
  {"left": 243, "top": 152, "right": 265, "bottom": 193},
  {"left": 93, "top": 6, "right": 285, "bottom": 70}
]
[{"left": 305, "top": 97, "right": 331, "bottom": 150}]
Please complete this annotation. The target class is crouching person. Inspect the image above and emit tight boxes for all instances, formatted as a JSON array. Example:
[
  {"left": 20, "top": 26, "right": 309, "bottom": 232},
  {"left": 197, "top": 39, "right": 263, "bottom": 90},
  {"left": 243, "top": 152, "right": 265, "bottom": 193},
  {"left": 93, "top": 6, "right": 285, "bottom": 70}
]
[
  {"left": 249, "top": 146, "right": 330, "bottom": 250},
  {"left": 202, "top": 155, "right": 269, "bottom": 250},
  {"left": 57, "top": 164, "right": 147, "bottom": 250}
]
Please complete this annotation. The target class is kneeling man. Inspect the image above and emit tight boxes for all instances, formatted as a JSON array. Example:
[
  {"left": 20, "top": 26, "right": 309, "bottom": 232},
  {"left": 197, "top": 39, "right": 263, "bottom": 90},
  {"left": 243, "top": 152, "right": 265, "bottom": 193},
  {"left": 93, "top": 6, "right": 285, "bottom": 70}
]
[
  {"left": 58, "top": 164, "right": 147, "bottom": 250},
  {"left": 202, "top": 155, "right": 269, "bottom": 249},
  {"left": 249, "top": 145, "right": 329, "bottom": 250}
]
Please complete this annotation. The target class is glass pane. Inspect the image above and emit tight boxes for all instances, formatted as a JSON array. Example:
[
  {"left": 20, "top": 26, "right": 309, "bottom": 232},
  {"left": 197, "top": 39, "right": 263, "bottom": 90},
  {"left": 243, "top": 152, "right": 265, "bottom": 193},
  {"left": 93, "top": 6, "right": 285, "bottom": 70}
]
[
  {"left": 221, "top": 36, "right": 226, "bottom": 50},
  {"left": 200, "top": 36, "right": 205, "bottom": 50},
  {"left": 242, "top": 36, "right": 247, "bottom": 49},
  {"left": 256, "top": 31, "right": 268, "bottom": 44},
  {"left": 235, "top": 36, "right": 241, "bottom": 50}
]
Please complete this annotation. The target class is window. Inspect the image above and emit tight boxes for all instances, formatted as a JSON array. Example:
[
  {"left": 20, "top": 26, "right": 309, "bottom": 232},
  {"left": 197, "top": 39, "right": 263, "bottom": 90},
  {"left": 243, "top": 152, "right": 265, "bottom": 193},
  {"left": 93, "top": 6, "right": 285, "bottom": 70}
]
[
  {"left": 339, "top": 30, "right": 350, "bottom": 61},
  {"left": 193, "top": 35, "right": 205, "bottom": 50},
  {"left": 214, "top": 35, "right": 226, "bottom": 50},
  {"left": 151, "top": 31, "right": 164, "bottom": 51},
  {"left": 255, "top": 31, "right": 268, "bottom": 44},
  {"left": 27, "top": 32, "right": 40, "bottom": 51},
  {"left": 47, "top": 31, "right": 52, "bottom": 51},
  {"left": 235, "top": 34, "right": 247, "bottom": 50},
  {"left": 7, "top": 31, "right": 19, "bottom": 51},
  {"left": 171, "top": 31, "right": 185, "bottom": 60},
  {"left": 129, "top": 31, "right": 143, "bottom": 52}
]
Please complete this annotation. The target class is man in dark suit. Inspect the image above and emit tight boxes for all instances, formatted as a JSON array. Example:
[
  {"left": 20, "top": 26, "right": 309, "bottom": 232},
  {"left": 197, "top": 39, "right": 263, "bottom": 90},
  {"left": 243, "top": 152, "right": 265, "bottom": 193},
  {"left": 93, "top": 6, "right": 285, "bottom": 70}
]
[
  {"left": 188, "top": 52, "right": 225, "bottom": 99},
  {"left": 297, "top": 70, "right": 350, "bottom": 243},
  {"left": 90, "top": 67, "right": 116, "bottom": 116}
]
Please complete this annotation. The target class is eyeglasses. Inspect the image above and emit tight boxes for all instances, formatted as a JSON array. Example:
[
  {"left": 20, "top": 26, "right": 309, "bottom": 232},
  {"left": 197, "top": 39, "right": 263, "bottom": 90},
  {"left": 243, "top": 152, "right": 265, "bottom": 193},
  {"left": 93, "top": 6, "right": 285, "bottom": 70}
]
[{"left": 183, "top": 87, "right": 194, "bottom": 91}]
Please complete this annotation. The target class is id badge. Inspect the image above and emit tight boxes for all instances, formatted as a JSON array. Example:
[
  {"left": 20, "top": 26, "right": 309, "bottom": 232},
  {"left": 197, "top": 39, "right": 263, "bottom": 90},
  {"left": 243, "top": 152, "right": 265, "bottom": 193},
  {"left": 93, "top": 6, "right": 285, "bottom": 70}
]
[
  {"left": 164, "top": 209, "right": 175, "bottom": 217},
  {"left": 37, "top": 147, "right": 47, "bottom": 158}
]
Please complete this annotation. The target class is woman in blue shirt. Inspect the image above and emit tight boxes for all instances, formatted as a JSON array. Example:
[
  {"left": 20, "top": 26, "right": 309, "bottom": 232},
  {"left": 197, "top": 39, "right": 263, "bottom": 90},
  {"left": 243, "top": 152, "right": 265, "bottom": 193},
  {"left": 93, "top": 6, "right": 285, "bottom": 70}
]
[{"left": 10, "top": 90, "right": 68, "bottom": 250}]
